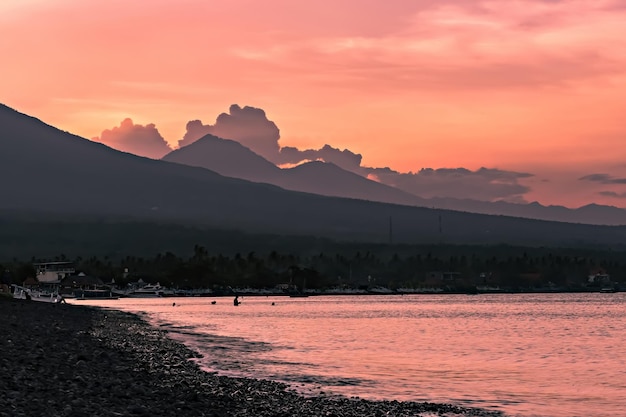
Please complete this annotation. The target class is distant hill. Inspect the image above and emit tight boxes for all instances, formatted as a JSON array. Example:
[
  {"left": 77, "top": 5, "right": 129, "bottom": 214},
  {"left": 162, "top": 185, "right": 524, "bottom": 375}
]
[
  {"left": 425, "top": 198, "right": 626, "bottom": 226},
  {"left": 2, "top": 103, "right": 626, "bottom": 253}
]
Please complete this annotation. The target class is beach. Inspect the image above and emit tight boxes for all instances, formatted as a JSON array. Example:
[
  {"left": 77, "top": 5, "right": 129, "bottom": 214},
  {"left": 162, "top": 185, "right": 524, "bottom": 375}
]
[{"left": 0, "top": 298, "right": 504, "bottom": 417}]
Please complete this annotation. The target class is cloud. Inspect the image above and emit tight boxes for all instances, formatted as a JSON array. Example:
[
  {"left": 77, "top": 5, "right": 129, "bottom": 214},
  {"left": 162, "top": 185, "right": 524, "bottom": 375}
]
[
  {"left": 93, "top": 118, "right": 172, "bottom": 159},
  {"left": 278, "top": 144, "right": 363, "bottom": 172},
  {"left": 177, "top": 103, "right": 533, "bottom": 203},
  {"left": 579, "top": 173, "right": 626, "bottom": 184},
  {"left": 178, "top": 104, "right": 363, "bottom": 172},
  {"left": 581, "top": 173, "right": 626, "bottom": 200},
  {"left": 178, "top": 105, "right": 281, "bottom": 163},
  {"left": 365, "top": 167, "right": 533, "bottom": 202},
  {"left": 598, "top": 191, "right": 626, "bottom": 199},
  {"left": 230, "top": 0, "right": 626, "bottom": 93}
]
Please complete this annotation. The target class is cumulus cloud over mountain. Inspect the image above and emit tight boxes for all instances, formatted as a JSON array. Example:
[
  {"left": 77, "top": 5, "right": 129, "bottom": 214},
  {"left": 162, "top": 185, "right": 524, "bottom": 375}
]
[
  {"left": 93, "top": 118, "right": 172, "bottom": 159},
  {"left": 178, "top": 105, "right": 281, "bottom": 163},
  {"left": 96, "top": 104, "right": 534, "bottom": 203},
  {"left": 178, "top": 104, "right": 532, "bottom": 202},
  {"left": 177, "top": 105, "right": 364, "bottom": 171}
]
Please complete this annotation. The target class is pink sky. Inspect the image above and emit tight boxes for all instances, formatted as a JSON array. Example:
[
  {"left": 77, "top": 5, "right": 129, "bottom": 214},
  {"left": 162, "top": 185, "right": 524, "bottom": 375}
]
[{"left": 2, "top": 0, "right": 626, "bottom": 208}]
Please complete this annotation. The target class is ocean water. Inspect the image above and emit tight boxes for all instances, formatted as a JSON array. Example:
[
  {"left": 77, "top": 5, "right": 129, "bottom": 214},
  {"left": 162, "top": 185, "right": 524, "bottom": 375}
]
[{"left": 73, "top": 293, "right": 626, "bottom": 417}]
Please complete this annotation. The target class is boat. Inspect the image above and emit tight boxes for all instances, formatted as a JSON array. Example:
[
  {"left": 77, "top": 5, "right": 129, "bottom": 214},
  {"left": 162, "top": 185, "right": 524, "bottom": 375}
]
[
  {"left": 589, "top": 271, "right": 618, "bottom": 293},
  {"left": 73, "top": 289, "right": 119, "bottom": 300},
  {"left": 127, "top": 283, "right": 173, "bottom": 298},
  {"left": 11, "top": 261, "right": 76, "bottom": 303},
  {"left": 58, "top": 272, "right": 119, "bottom": 299},
  {"left": 11, "top": 285, "right": 66, "bottom": 303},
  {"left": 367, "top": 286, "right": 394, "bottom": 294}
]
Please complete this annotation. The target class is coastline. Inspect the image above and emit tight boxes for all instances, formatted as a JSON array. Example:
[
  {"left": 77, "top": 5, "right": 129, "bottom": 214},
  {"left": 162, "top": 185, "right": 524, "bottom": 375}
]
[{"left": 0, "top": 298, "right": 505, "bottom": 417}]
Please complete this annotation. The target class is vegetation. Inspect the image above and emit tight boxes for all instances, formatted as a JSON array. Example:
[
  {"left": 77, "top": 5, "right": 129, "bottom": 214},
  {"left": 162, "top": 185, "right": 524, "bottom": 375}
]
[{"left": 2, "top": 242, "right": 625, "bottom": 293}]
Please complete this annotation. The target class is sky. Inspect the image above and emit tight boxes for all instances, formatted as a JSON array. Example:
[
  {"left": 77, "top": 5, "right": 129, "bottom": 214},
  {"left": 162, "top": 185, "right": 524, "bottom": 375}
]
[{"left": 2, "top": 0, "right": 626, "bottom": 208}]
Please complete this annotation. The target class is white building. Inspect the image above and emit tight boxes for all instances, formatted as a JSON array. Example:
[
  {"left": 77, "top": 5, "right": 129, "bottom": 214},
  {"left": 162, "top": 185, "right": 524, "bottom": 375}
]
[{"left": 34, "top": 262, "right": 75, "bottom": 284}]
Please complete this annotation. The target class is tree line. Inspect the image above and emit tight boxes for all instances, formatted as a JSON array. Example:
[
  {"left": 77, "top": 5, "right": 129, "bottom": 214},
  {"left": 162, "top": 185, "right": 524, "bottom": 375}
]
[{"left": 2, "top": 243, "right": 625, "bottom": 292}]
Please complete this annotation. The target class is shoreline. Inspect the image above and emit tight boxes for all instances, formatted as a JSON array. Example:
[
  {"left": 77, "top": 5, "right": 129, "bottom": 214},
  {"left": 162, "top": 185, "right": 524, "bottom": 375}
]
[
  {"left": 120, "top": 288, "right": 621, "bottom": 299},
  {"left": 1, "top": 298, "right": 506, "bottom": 417}
]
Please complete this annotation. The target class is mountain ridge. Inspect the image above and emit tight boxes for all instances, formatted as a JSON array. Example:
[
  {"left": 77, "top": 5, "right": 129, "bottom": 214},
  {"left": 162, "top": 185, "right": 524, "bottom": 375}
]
[
  {"left": 163, "top": 135, "right": 426, "bottom": 207},
  {"left": 2, "top": 103, "right": 626, "bottom": 252},
  {"left": 163, "top": 129, "right": 626, "bottom": 226}
]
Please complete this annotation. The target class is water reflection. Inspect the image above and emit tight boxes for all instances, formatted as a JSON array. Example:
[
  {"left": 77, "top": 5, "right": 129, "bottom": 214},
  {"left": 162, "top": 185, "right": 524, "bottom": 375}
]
[{"left": 76, "top": 293, "right": 626, "bottom": 417}]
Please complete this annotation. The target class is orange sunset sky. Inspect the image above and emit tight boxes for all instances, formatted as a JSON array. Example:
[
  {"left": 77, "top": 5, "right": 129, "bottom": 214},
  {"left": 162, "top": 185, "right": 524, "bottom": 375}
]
[{"left": 2, "top": 0, "right": 626, "bottom": 208}]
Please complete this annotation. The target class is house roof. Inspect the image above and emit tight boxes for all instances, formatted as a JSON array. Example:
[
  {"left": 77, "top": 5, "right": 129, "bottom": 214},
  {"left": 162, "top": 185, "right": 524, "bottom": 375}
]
[{"left": 60, "top": 274, "right": 104, "bottom": 287}]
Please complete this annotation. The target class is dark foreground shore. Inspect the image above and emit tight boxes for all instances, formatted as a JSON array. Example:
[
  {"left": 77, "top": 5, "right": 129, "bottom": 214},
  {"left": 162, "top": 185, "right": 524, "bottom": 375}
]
[{"left": 0, "top": 298, "right": 506, "bottom": 417}]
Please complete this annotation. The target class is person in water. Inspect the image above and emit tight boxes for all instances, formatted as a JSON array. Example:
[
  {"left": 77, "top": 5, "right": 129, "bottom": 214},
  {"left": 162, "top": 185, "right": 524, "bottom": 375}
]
[{"left": 233, "top": 295, "right": 240, "bottom": 306}]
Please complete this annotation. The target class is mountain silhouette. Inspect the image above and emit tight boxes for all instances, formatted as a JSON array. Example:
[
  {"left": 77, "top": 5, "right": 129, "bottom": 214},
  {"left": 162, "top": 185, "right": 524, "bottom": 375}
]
[
  {"left": 164, "top": 132, "right": 626, "bottom": 226},
  {"left": 2, "top": 103, "right": 626, "bottom": 249},
  {"left": 162, "top": 134, "right": 282, "bottom": 183},
  {"left": 163, "top": 135, "right": 426, "bottom": 206},
  {"left": 423, "top": 198, "right": 626, "bottom": 226}
]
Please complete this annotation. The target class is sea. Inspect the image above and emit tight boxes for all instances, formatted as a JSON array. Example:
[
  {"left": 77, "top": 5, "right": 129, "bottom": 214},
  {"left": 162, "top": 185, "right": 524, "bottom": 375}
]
[{"left": 71, "top": 293, "right": 626, "bottom": 417}]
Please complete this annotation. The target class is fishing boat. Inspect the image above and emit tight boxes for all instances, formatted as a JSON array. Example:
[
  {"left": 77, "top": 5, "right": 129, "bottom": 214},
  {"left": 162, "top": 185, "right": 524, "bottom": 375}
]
[
  {"left": 10, "top": 261, "right": 77, "bottom": 303},
  {"left": 11, "top": 285, "right": 66, "bottom": 303}
]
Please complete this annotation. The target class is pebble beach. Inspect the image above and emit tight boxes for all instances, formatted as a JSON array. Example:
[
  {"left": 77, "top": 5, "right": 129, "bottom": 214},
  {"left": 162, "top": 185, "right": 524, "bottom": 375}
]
[{"left": 0, "top": 297, "right": 506, "bottom": 417}]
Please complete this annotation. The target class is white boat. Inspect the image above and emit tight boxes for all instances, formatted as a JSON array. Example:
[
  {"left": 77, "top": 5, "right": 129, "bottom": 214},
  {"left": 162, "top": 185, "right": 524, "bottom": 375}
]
[
  {"left": 12, "top": 285, "right": 66, "bottom": 303},
  {"left": 476, "top": 285, "right": 505, "bottom": 294},
  {"left": 367, "top": 286, "right": 394, "bottom": 294},
  {"left": 127, "top": 283, "right": 173, "bottom": 298}
]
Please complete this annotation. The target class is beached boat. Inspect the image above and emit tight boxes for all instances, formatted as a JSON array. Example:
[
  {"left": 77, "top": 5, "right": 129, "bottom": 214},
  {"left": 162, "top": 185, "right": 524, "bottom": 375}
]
[{"left": 11, "top": 285, "right": 66, "bottom": 303}]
